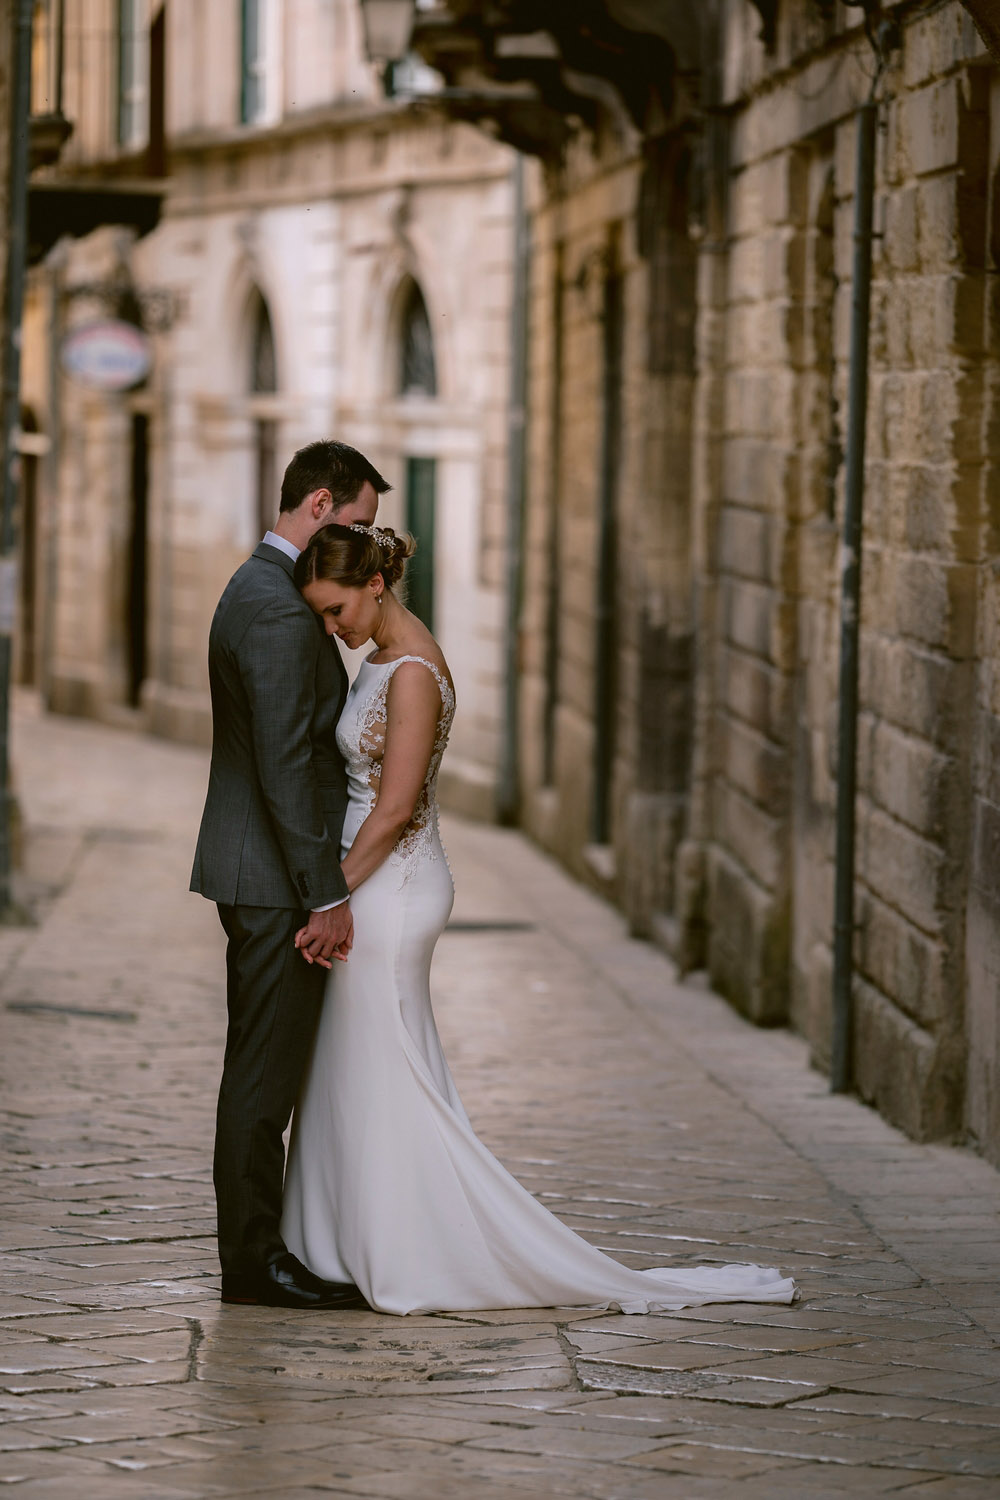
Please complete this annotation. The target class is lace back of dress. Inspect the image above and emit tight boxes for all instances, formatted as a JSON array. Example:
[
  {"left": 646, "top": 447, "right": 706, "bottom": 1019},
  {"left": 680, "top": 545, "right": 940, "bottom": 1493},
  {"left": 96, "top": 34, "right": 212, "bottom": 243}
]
[{"left": 348, "top": 656, "right": 455, "bottom": 875}]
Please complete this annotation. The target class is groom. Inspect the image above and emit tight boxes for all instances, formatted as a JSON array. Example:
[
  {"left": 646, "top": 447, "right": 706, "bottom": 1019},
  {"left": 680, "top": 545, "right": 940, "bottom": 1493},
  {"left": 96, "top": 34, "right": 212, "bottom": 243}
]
[{"left": 191, "top": 439, "right": 391, "bottom": 1308}]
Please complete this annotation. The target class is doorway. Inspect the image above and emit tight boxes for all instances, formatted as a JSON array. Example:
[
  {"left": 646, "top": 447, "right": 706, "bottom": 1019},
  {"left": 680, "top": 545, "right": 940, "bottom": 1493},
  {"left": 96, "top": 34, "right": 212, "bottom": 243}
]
[
  {"left": 249, "top": 288, "right": 278, "bottom": 535},
  {"left": 126, "top": 412, "right": 149, "bottom": 707},
  {"left": 405, "top": 456, "right": 436, "bottom": 631},
  {"left": 16, "top": 410, "right": 41, "bottom": 686}
]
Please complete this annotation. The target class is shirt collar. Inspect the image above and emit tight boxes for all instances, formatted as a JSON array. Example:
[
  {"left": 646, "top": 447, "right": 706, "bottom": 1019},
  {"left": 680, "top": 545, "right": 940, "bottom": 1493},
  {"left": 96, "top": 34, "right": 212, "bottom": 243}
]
[{"left": 262, "top": 530, "right": 300, "bottom": 563}]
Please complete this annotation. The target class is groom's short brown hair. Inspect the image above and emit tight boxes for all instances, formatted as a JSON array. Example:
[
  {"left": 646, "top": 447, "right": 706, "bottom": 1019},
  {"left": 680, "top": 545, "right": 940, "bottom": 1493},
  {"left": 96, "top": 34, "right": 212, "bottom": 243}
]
[{"left": 279, "top": 440, "right": 391, "bottom": 513}]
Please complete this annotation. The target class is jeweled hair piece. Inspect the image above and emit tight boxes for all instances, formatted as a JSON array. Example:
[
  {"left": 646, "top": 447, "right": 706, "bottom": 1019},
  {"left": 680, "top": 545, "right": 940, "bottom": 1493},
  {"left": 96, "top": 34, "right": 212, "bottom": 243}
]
[{"left": 349, "top": 523, "right": 396, "bottom": 551}]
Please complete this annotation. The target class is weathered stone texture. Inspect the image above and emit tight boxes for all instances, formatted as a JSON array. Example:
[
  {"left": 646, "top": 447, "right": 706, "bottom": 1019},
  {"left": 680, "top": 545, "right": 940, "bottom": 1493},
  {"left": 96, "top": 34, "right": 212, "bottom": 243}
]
[
  {"left": 516, "top": 142, "right": 699, "bottom": 925},
  {"left": 707, "top": 846, "right": 790, "bottom": 1026},
  {"left": 863, "top": 719, "right": 962, "bottom": 842},
  {"left": 689, "top": 2, "right": 995, "bottom": 1151},
  {"left": 857, "top": 888, "right": 951, "bottom": 1028},
  {"left": 852, "top": 976, "right": 964, "bottom": 1141}
]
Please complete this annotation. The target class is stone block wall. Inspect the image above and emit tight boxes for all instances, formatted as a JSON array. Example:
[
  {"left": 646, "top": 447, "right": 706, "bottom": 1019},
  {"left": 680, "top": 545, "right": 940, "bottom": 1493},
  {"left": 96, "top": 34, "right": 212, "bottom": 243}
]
[
  {"left": 513, "top": 0, "right": 1000, "bottom": 1165},
  {"left": 518, "top": 134, "right": 700, "bottom": 928},
  {"left": 520, "top": 165, "right": 632, "bottom": 887},
  {"left": 958, "top": 67, "right": 1000, "bottom": 1164},
  {"left": 689, "top": 1, "right": 996, "bottom": 1151},
  {"left": 830, "top": 23, "right": 988, "bottom": 1143},
  {"left": 694, "top": 137, "right": 812, "bottom": 1025}
]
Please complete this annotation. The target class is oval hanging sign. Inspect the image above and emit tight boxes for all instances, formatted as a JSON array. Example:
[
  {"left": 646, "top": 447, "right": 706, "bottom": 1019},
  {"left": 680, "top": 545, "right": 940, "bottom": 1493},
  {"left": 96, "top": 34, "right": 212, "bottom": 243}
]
[{"left": 60, "top": 319, "right": 152, "bottom": 391}]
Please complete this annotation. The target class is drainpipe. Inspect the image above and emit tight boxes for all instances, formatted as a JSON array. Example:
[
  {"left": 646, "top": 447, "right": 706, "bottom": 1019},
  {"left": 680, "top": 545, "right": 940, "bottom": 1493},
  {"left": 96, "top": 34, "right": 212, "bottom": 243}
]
[
  {"left": 497, "top": 153, "right": 529, "bottom": 824},
  {"left": 830, "top": 92, "right": 880, "bottom": 1094},
  {"left": 40, "top": 249, "right": 65, "bottom": 703},
  {"left": 0, "top": 0, "right": 35, "bottom": 916},
  {"left": 53, "top": 0, "right": 65, "bottom": 116}
]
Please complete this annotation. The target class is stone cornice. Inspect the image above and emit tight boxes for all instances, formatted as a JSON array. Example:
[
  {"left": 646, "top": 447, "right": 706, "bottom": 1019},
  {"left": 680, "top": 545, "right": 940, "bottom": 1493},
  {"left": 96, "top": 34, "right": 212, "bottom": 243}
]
[{"left": 168, "top": 98, "right": 434, "bottom": 160}]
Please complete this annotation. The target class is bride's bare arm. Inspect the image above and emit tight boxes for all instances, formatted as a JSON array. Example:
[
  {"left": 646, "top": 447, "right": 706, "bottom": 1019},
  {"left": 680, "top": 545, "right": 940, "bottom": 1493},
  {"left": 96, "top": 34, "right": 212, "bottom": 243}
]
[{"left": 340, "top": 662, "right": 442, "bottom": 892}]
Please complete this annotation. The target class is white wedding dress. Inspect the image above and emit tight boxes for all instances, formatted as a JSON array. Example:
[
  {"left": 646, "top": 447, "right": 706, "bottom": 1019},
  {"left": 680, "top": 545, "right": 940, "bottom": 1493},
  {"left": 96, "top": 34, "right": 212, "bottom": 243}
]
[{"left": 282, "top": 654, "right": 795, "bottom": 1315}]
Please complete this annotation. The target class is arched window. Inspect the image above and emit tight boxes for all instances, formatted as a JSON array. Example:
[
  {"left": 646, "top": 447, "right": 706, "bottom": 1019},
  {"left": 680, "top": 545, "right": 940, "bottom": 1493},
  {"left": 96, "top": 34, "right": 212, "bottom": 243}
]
[
  {"left": 248, "top": 290, "right": 278, "bottom": 536},
  {"left": 399, "top": 279, "right": 437, "bottom": 397},
  {"left": 250, "top": 289, "right": 276, "bottom": 395}
]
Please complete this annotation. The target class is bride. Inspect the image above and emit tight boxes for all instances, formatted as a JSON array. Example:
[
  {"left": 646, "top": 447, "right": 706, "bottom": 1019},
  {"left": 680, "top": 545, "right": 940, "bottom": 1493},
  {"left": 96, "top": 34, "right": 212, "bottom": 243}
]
[{"left": 281, "top": 522, "right": 794, "bottom": 1316}]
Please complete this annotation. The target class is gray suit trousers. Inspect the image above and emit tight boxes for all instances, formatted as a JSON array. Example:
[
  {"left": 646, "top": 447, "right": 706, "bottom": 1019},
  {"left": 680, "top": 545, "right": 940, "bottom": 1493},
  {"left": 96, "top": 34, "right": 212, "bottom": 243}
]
[{"left": 214, "top": 903, "right": 327, "bottom": 1279}]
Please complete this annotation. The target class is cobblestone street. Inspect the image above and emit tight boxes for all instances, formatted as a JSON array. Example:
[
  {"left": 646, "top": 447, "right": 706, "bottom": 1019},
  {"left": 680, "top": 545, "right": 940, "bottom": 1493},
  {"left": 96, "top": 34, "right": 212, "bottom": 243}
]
[{"left": 0, "top": 697, "right": 998, "bottom": 1498}]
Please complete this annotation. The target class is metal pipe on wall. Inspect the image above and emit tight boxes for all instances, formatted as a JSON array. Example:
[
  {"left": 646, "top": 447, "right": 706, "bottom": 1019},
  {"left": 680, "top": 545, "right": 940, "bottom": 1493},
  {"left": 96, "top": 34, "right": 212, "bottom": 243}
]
[
  {"left": 40, "top": 250, "right": 65, "bottom": 704},
  {"left": 590, "top": 228, "right": 623, "bottom": 849},
  {"left": 497, "top": 153, "right": 529, "bottom": 825},
  {"left": 830, "top": 97, "right": 879, "bottom": 1093},
  {"left": 0, "top": 0, "right": 36, "bottom": 915},
  {"left": 54, "top": 0, "right": 65, "bottom": 116}
]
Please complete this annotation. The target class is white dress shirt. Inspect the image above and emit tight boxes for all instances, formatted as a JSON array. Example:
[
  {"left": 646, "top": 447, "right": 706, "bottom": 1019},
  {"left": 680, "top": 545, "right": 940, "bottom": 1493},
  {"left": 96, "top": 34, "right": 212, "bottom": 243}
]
[
  {"left": 261, "top": 532, "right": 347, "bottom": 913},
  {"left": 262, "top": 529, "right": 300, "bottom": 564}
]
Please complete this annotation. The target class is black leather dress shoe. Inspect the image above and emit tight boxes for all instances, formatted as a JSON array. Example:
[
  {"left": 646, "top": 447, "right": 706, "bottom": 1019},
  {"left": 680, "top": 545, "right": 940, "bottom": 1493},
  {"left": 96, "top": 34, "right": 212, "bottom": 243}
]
[
  {"left": 221, "top": 1253, "right": 368, "bottom": 1310},
  {"left": 220, "top": 1273, "right": 260, "bottom": 1305}
]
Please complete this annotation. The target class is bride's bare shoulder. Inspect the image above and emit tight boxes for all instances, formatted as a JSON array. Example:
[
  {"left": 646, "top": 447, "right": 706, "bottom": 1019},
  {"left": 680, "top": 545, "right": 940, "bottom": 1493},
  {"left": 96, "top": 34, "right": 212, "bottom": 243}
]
[
  {"left": 401, "top": 652, "right": 452, "bottom": 689},
  {"left": 376, "top": 635, "right": 449, "bottom": 675},
  {"left": 383, "top": 644, "right": 454, "bottom": 703}
]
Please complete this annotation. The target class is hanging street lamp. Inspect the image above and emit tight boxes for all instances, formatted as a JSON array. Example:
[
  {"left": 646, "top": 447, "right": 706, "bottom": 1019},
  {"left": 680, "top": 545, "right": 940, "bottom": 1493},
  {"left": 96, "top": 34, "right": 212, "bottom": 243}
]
[{"left": 358, "top": 0, "right": 416, "bottom": 63}]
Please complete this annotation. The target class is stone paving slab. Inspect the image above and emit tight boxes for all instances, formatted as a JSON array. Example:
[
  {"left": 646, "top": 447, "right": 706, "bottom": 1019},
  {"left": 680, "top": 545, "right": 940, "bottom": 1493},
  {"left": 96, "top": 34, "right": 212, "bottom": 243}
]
[{"left": 0, "top": 693, "right": 998, "bottom": 1497}]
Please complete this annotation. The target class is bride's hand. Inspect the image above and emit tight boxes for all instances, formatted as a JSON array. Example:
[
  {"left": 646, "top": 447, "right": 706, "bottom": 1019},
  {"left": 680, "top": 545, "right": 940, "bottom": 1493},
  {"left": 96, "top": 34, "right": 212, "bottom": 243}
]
[
  {"left": 294, "top": 925, "right": 333, "bottom": 969},
  {"left": 295, "top": 903, "right": 353, "bottom": 967}
]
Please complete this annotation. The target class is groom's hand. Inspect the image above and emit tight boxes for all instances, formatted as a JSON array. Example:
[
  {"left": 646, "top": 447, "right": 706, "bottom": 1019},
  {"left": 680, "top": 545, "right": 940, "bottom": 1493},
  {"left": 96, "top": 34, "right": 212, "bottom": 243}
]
[{"left": 295, "top": 902, "right": 353, "bottom": 968}]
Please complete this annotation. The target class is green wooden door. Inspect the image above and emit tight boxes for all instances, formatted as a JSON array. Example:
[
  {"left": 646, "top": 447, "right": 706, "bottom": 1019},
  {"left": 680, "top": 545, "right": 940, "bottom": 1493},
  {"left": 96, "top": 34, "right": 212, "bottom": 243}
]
[{"left": 405, "top": 456, "right": 436, "bottom": 631}]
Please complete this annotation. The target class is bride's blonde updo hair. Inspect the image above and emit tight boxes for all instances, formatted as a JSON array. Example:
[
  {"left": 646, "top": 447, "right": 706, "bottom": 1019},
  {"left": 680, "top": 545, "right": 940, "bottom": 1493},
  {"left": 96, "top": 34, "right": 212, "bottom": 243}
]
[{"left": 294, "top": 522, "right": 416, "bottom": 593}]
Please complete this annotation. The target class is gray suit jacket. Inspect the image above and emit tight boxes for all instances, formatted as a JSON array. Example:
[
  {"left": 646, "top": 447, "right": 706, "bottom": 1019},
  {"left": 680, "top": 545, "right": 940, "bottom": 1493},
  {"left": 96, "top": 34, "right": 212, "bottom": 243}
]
[{"left": 190, "top": 541, "right": 350, "bottom": 910}]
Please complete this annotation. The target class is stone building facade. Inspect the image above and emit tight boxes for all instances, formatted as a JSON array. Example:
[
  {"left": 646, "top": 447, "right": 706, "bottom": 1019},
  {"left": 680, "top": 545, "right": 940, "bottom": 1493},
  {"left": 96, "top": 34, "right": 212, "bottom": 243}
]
[
  {"left": 417, "top": 0, "right": 1000, "bottom": 1167},
  {"left": 19, "top": 0, "right": 516, "bottom": 818}
]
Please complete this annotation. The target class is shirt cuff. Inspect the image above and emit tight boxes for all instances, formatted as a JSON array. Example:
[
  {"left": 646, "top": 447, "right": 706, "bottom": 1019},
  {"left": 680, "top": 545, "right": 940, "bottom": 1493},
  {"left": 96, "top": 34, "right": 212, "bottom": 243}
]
[{"left": 310, "top": 895, "right": 349, "bottom": 912}]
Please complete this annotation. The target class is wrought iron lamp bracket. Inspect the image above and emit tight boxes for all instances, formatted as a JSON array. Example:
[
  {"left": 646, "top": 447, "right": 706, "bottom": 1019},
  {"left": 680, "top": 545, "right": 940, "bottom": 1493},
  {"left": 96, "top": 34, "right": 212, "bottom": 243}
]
[{"left": 61, "top": 280, "right": 182, "bottom": 333}]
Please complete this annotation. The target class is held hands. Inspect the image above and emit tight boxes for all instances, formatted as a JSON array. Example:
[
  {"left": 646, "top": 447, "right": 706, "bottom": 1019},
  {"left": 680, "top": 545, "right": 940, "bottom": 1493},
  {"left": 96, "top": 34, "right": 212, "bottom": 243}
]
[{"left": 295, "top": 902, "right": 354, "bottom": 969}]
